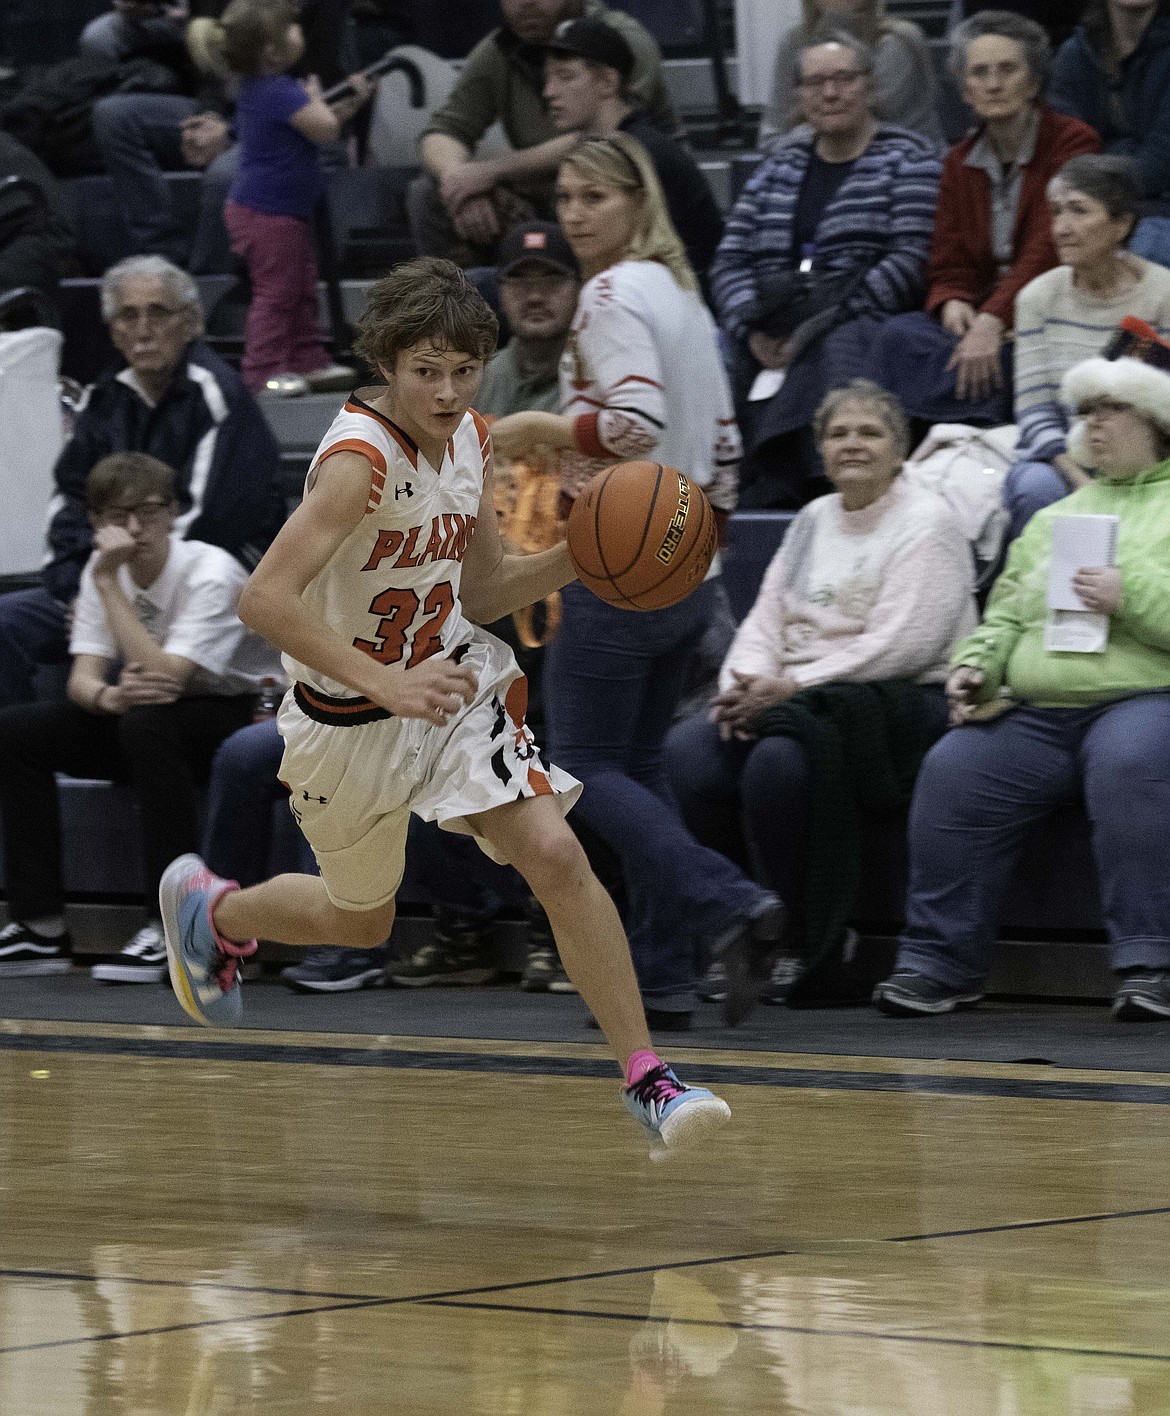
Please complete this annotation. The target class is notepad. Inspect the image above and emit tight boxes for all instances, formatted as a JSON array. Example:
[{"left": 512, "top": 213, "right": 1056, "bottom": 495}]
[
  {"left": 1047, "top": 514, "right": 1119, "bottom": 611},
  {"left": 1044, "top": 514, "right": 1118, "bottom": 654}
]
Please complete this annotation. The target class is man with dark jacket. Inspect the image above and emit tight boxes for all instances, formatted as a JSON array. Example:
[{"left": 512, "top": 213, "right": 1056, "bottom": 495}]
[
  {"left": 0, "top": 131, "right": 76, "bottom": 326},
  {"left": 409, "top": 0, "right": 671, "bottom": 263},
  {"left": 1050, "top": 3, "right": 1170, "bottom": 209},
  {"left": 0, "top": 254, "right": 285, "bottom": 707},
  {"left": 542, "top": 19, "right": 723, "bottom": 278}
]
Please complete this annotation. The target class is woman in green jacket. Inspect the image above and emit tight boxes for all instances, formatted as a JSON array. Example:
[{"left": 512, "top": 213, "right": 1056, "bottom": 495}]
[{"left": 873, "top": 327, "right": 1170, "bottom": 1022}]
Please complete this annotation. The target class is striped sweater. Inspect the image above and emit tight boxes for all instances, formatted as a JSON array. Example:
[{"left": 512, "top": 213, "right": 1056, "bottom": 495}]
[
  {"left": 709, "top": 124, "right": 942, "bottom": 344},
  {"left": 1013, "top": 259, "right": 1170, "bottom": 460}
]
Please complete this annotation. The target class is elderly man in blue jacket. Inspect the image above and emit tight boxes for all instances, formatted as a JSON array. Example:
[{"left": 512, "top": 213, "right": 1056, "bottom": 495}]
[{"left": 0, "top": 254, "right": 285, "bottom": 706}]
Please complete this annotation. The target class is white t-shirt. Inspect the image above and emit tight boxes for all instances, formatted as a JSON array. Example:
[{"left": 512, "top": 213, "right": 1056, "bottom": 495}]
[{"left": 70, "top": 536, "right": 275, "bottom": 696}]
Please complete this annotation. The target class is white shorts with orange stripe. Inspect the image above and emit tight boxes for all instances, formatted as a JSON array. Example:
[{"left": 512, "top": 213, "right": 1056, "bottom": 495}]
[{"left": 276, "top": 627, "right": 581, "bottom": 911}]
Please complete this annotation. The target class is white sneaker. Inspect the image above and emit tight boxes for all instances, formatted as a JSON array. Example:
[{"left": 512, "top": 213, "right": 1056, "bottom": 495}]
[{"left": 91, "top": 923, "right": 168, "bottom": 984}]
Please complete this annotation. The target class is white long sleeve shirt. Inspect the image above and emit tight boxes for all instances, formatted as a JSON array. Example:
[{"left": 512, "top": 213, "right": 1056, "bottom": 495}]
[
  {"left": 720, "top": 478, "right": 977, "bottom": 692},
  {"left": 559, "top": 259, "right": 741, "bottom": 512}
]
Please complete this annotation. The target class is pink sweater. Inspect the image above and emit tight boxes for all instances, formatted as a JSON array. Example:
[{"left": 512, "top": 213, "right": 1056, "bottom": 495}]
[{"left": 720, "top": 478, "right": 977, "bottom": 692}]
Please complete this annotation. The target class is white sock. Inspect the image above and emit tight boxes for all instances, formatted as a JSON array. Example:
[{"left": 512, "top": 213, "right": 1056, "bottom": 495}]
[{"left": 25, "top": 916, "right": 66, "bottom": 939}]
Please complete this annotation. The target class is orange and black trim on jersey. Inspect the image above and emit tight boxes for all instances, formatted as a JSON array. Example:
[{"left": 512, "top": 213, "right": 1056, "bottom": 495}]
[
  {"left": 345, "top": 397, "right": 420, "bottom": 467},
  {"left": 313, "top": 437, "right": 390, "bottom": 514},
  {"left": 293, "top": 682, "right": 392, "bottom": 726}
]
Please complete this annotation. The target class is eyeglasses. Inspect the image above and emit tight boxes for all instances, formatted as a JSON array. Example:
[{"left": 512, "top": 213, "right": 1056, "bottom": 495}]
[
  {"left": 797, "top": 69, "right": 865, "bottom": 92},
  {"left": 93, "top": 499, "right": 173, "bottom": 527},
  {"left": 110, "top": 303, "right": 188, "bottom": 329}
]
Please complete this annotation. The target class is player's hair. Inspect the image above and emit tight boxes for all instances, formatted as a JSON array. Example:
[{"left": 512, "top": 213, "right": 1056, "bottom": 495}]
[
  {"left": 187, "top": 0, "right": 299, "bottom": 78},
  {"left": 559, "top": 133, "right": 698, "bottom": 294},
  {"left": 354, "top": 257, "right": 499, "bottom": 373},
  {"left": 87, "top": 452, "right": 176, "bottom": 512},
  {"left": 813, "top": 380, "right": 911, "bottom": 462}
]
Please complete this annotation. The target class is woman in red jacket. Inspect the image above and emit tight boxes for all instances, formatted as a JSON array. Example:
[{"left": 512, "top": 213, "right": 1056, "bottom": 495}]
[{"left": 869, "top": 9, "right": 1100, "bottom": 427}]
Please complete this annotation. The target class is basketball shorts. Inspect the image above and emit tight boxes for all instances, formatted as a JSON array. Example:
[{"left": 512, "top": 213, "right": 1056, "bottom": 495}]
[{"left": 276, "top": 629, "right": 581, "bottom": 911}]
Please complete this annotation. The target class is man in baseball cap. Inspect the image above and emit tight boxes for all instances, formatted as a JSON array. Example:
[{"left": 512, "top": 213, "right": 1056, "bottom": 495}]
[
  {"left": 478, "top": 221, "right": 582, "bottom": 420},
  {"left": 542, "top": 19, "right": 724, "bottom": 276}
]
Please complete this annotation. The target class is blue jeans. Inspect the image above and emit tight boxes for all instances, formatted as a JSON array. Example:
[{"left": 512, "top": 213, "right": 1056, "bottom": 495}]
[
  {"left": 79, "top": 11, "right": 185, "bottom": 61},
  {"left": 870, "top": 310, "right": 1013, "bottom": 427},
  {"left": 203, "top": 720, "right": 315, "bottom": 885},
  {"left": 1002, "top": 457, "right": 1069, "bottom": 541},
  {"left": 896, "top": 696, "right": 1170, "bottom": 989},
  {"left": 666, "top": 686, "right": 949, "bottom": 931},
  {"left": 543, "top": 578, "right": 771, "bottom": 1012},
  {"left": 0, "top": 587, "right": 69, "bottom": 709},
  {"left": 90, "top": 93, "right": 239, "bottom": 271}
]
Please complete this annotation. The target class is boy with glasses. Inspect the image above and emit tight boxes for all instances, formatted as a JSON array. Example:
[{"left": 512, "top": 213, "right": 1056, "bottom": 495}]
[{"left": 0, "top": 452, "right": 272, "bottom": 983}]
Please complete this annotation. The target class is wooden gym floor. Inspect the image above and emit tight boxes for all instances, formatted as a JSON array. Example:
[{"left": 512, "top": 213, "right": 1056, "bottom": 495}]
[{"left": 2, "top": 1012, "right": 1169, "bottom": 1414}]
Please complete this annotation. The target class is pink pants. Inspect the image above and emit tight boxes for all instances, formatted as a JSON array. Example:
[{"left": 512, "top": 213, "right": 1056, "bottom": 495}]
[{"left": 224, "top": 200, "right": 329, "bottom": 391}]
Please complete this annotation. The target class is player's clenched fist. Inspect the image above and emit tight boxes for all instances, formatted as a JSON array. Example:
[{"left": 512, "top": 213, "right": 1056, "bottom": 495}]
[{"left": 379, "top": 655, "right": 479, "bottom": 725}]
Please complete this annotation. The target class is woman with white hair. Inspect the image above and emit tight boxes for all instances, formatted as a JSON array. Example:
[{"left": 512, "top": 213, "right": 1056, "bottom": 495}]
[{"left": 874, "top": 327, "right": 1170, "bottom": 1023}]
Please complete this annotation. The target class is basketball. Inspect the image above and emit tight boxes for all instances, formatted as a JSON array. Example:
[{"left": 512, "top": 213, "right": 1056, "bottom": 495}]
[{"left": 566, "top": 461, "right": 717, "bottom": 611}]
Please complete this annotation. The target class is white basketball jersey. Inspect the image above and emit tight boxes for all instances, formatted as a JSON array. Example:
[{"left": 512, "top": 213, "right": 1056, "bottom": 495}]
[{"left": 285, "top": 396, "right": 490, "bottom": 703}]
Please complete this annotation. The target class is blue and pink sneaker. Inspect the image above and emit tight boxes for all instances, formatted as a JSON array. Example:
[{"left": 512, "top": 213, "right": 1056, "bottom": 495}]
[
  {"left": 622, "top": 1063, "right": 731, "bottom": 1160},
  {"left": 159, "top": 854, "right": 257, "bottom": 1027}
]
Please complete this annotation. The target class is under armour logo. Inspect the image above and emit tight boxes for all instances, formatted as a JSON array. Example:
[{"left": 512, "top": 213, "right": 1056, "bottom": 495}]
[
  {"left": 301, "top": 790, "right": 328, "bottom": 804},
  {"left": 394, "top": 482, "right": 414, "bottom": 499}
]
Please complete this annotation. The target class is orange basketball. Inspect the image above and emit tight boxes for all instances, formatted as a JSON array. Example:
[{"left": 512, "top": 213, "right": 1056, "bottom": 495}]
[{"left": 566, "top": 461, "right": 717, "bottom": 611}]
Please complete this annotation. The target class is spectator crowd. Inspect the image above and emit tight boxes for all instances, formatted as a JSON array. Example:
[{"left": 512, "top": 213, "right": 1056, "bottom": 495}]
[{"left": 1, "top": 0, "right": 1170, "bottom": 1027}]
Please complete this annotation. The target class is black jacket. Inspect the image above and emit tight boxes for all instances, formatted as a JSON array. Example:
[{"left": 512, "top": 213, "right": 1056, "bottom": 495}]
[{"left": 44, "top": 339, "right": 285, "bottom": 603}]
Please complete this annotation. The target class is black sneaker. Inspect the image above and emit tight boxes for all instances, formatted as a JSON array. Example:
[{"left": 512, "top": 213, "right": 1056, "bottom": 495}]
[
  {"left": 761, "top": 952, "right": 804, "bottom": 1005},
  {"left": 873, "top": 971, "right": 984, "bottom": 1017},
  {"left": 697, "top": 959, "right": 727, "bottom": 1003},
  {"left": 387, "top": 910, "right": 496, "bottom": 987},
  {"left": 91, "top": 923, "right": 167, "bottom": 983},
  {"left": 521, "top": 941, "right": 577, "bottom": 993},
  {"left": 0, "top": 920, "right": 73, "bottom": 976},
  {"left": 280, "top": 946, "right": 390, "bottom": 993},
  {"left": 708, "top": 895, "right": 786, "bottom": 1027},
  {"left": 1112, "top": 969, "right": 1170, "bottom": 1022}
]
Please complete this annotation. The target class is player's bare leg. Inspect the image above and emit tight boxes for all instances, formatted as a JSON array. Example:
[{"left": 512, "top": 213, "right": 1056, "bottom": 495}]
[
  {"left": 467, "top": 795, "right": 731, "bottom": 1155},
  {"left": 215, "top": 876, "right": 396, "bottom": 951},
  {"left": 159, "top": 858, "right": 397, "bottom": 1026}
]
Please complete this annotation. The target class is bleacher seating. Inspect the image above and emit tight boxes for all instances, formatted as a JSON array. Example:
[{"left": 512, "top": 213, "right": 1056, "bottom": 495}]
[{"left": 8, "top": 508, "right": 1109, "bottom": 995}]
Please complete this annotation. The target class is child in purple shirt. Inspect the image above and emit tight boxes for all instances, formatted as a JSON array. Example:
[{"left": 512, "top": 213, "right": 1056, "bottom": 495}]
[{"left": 193, "top": 0, "right": 369, "bottom": 390}]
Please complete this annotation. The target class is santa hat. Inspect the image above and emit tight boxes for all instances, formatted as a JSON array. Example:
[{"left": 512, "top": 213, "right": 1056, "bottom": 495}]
[{"left": 1063, "top": 318, "right": 1170, "bottom": 465}]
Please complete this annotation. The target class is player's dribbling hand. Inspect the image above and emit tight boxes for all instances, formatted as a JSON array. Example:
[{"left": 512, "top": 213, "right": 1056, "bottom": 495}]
[{"left": 380, "top": 655, "right": 478, "bottom": 725}]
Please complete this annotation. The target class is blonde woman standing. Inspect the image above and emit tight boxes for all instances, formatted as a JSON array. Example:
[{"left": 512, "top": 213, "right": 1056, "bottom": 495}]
[
  {"left": 491, "top": 134, "right": 783, "bottom": 1030},
  {"left": 760, "top": 0, "right": 944, "bottom": 149}
]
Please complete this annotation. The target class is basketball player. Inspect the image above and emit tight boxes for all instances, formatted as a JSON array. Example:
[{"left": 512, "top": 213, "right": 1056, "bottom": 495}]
[{"left": 159, "top": 257, "right": 730, "bottom": 1156}]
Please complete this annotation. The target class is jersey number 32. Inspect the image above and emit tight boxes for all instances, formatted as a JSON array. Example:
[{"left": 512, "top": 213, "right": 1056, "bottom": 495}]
[{"left": 354, "top": 581, "right": 455, "bottom": 668}]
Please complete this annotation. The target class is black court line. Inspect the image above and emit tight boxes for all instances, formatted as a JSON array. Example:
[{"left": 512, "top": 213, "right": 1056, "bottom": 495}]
[
  {"left": 5, "top": 1029, "right": 1170, "bottom": 1106},
  {"left": 418, "top": 1298, "right": 1170, "bottom": 1365},
  {"left": 887, "top": 1204, "right": 1170, "bottom": 1243}
]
